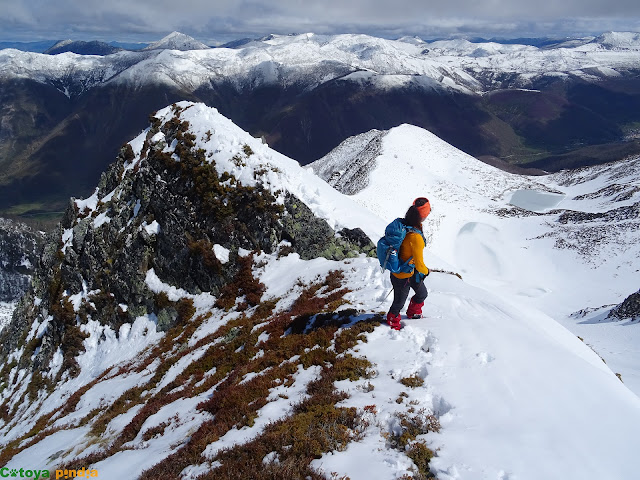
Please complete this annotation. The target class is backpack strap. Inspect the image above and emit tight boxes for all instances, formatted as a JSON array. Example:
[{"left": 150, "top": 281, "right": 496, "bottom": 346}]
[{"left": 405, "top": 226, "right": 427, "bottom": 247}]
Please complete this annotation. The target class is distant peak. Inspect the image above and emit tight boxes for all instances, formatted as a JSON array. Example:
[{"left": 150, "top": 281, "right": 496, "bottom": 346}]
[
  {"left": 593, "top": 31, "right": 640, "bottom": 49},
  {"left": 143, "top": 31, "right": 210, "bottom": 51},
  {"left": 43, "top": 39, "right": 122, "bottom": 56},
  {"left": 397, "top": 35, "right": 425, "bottom": 45}
]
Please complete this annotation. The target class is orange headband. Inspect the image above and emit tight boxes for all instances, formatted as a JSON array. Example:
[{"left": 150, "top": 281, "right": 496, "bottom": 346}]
[{"left": 413, "top": 197, "right": 431, "bottom": 219}]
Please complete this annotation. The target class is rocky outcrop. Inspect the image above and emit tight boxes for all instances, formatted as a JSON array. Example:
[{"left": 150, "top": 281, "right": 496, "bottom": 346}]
[
  {"left": 608, "top": 289, "right": 640, "bottom": 321},
  {"left": 0, "top": 218, "right": 43, "bottom": 302},
  {"left": 308, "top": 130, "right": 386, "bottom": 195},
  {"left": 0, "top": 103, "right": 374, "bottom": 378}
]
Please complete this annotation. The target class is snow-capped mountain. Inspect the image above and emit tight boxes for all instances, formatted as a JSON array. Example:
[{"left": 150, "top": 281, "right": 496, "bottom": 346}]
[
  {"left": 594, "top": 31, "right": 640, "bottom": 50},
  {"left": 3, "top": 30, "right": 640, "bottom": 218},
  {"left": 3, "top": 31, "right": 640, "bottom": 95},
  {"left": 1, "top": 102, "right": 639, "bottom": 479},
  {"left": 142, "top": 32, "right": 210, "bottom": 52}
]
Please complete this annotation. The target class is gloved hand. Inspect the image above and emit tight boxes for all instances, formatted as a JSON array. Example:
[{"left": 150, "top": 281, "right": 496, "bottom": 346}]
[{"left": 414, "top": 267, "right": 430, "bottom": 283}]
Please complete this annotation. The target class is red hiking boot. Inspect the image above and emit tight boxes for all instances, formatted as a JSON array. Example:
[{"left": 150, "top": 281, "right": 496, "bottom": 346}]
[
  {"left": 406, "top": 299, "right": 424, "bottom": 319},
  {"left": 386, "top": 312, "right": 402, "bottom": 330}
]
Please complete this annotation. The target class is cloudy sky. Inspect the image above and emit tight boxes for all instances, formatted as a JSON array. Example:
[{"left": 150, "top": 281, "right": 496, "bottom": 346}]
[{"left": 2, "top": 0, "right": 640, "bottom": 43}]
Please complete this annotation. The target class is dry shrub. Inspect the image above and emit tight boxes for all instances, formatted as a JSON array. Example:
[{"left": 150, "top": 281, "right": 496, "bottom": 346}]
[
  {"left": 215, "top": 254, "right": 265, "bottom": 310},
  {"left": 400, "top": 375, "right": 425, "bottom": 389}
]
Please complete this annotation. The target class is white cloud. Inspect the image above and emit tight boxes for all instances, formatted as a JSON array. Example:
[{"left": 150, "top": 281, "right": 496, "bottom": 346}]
[{"left": 1, "top": 0, "right": 640, "bottom": 42}]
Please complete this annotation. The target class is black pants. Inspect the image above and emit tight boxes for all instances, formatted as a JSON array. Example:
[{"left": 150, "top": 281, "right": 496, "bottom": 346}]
[{"left": 389, "top": 273, "right": 428, "bottom": 315}]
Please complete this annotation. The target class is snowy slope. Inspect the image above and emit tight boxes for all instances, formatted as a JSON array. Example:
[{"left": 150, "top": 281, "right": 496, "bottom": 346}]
[
  {"left": 3, "top": 31, "right": 640, "bottom": 95},
  {"left": 2, "top": 103, "right": 639, "bottom": 479},
  {"left": 310, "top": 124, "right": 640, "bottom": 394}
]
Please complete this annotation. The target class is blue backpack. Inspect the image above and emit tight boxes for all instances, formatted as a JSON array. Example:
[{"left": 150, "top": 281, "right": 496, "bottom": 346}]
[{"left": 377, "top": 218, "right": 426, "bottom": 273}]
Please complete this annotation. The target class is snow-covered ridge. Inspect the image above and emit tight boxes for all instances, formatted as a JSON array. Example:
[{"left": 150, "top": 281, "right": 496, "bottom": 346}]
[
  {"left": 49, "top": 39, "right": 74, "bottom": 50},
  {"left": 2, "top": 31, "right": 640, "bottom": 94},
  {"left": 312, "top": 121, "right": 640, "bottom": 388}
]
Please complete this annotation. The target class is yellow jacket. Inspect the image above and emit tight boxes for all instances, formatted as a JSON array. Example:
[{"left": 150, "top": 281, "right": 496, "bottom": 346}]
[{"left": 392, "top": 231, "right": 429, "bottom": 279}]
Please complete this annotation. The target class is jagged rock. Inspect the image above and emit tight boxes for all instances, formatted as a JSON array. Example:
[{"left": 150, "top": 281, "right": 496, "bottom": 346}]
[
  {"left": 337, "top": 227, "right": 376, "bottom": 257},
  {"left": 308, "top": 130, "right": 386, "bottom": 195},
  {"left": 0, "top": 218, "right": 44, "bottom": 303},
  {"left": 0, "top": 103, "right": 373, "bottom": 377},
  {"left": 281, "top": 196, "right": 374, "bottom": 261},
  {"left": 557, "top": 202, "right": 640, "bottom": 224},
  {"left": 608, "top": 289, "right": 640, "bottom": 321}
]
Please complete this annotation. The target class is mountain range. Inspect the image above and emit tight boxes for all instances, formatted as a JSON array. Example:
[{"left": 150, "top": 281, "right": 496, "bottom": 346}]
[
  {"left": 0, "top": 101, "right": 638, "bottom": 479},
  {"left": 2, "top": 31, "right": 640, "bottom": 218}
]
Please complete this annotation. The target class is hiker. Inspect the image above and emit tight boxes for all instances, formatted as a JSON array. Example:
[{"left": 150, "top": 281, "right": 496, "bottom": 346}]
[{"left": 386, "top": 197, "right": 431, "bottom": 330}]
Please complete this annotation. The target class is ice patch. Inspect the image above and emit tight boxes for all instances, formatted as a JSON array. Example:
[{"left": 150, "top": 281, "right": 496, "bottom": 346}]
[
  {"left": 19, "top": 257, "right": 32, "bottom": 269},
  {"left": 102, "top": 188, "right": 117, "bottom": 203},
  {"left": 509, "top": 189, "right": 565, "bottom": 212},
  {"left": 133, "top": 199, "right": 141, "bottom": 218}
]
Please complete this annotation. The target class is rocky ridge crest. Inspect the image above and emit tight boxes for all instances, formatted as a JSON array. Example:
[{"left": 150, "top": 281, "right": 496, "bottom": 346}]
[{"left": 0, "top": 102, "right": 374, "bottom": 380}]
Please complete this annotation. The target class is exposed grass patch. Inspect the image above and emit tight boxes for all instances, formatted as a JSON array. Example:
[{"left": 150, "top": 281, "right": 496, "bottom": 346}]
[
  {"left": 406, "top": 441, "right": 437, "bottom": 479},
  {"left": 385, "top": 410, "right": 440, "bottom": 479},
  {"left": 142, "top": 418, "right": 174, "bottom": 441},
  {"left": 242, "top": 144, "right": 255, "bottom": 157},
  {"left": 400, "top": 375, "right": 425, "bottom": 389}
]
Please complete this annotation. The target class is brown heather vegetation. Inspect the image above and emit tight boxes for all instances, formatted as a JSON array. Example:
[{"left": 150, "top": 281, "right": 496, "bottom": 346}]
[
  {"left": 400, "top": 375, "right": 425, "bottom": 389},
  {"left": 0, "top": 365, "right": 116, "bottom": 467},
  {"left": 386, "top": 410, "right": 441, "bottom": 479},
  {"left": 136, "top": 270, "right": 380, "bottom": 479},
  {"left": 214, "top": 253, "right": 266, "bottom": 311}
]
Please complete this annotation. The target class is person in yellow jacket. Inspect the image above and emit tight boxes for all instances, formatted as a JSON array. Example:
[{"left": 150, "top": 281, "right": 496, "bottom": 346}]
[{"left": 387, "top": 197, "right": 431, "bottom": 330}]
